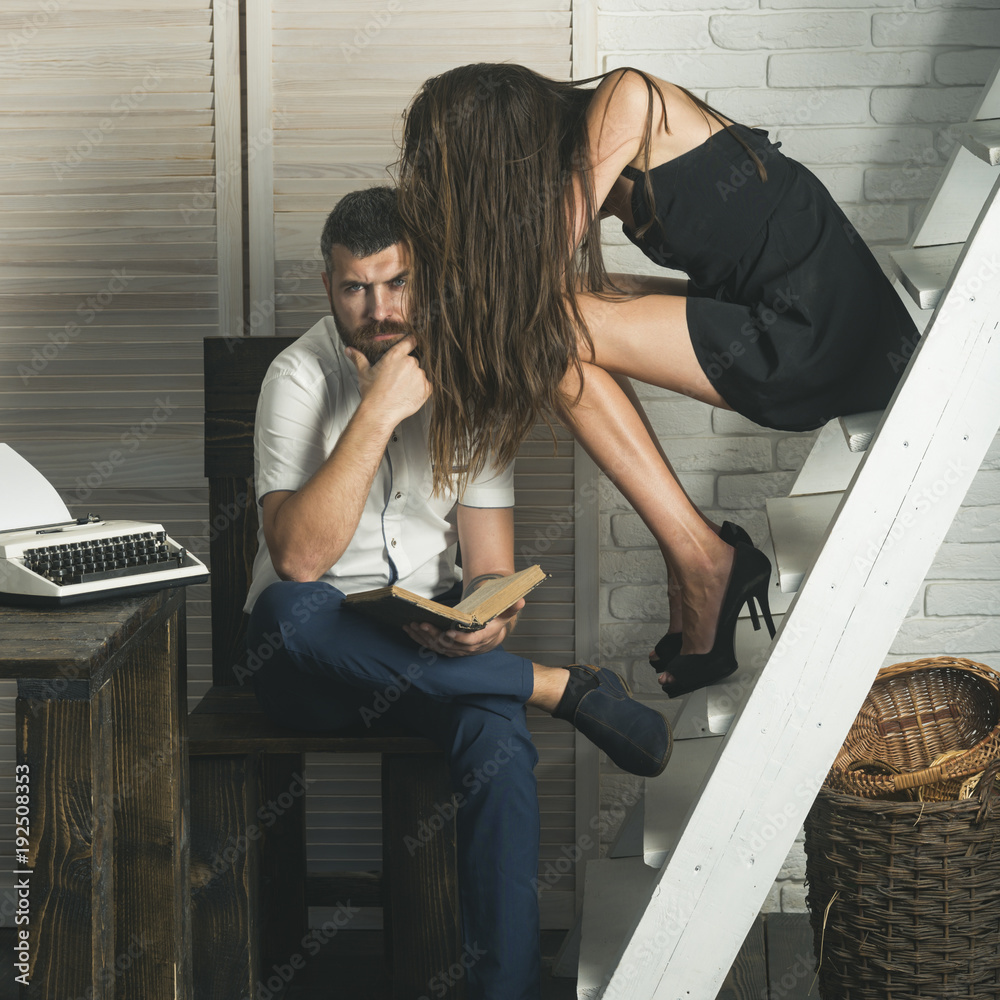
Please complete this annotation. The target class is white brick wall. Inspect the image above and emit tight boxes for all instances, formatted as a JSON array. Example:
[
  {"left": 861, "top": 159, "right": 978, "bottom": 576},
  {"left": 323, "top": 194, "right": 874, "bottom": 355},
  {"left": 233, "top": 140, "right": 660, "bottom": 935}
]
[{"left": 594, "top": 1, "right": 1000, "bottom": 915}]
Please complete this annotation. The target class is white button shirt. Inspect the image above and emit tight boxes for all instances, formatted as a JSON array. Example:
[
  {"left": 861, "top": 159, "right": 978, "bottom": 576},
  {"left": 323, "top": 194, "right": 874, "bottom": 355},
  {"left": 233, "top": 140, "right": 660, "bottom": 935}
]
[{"left": 244, "top": 317, "right": 515, "bottom": 612}]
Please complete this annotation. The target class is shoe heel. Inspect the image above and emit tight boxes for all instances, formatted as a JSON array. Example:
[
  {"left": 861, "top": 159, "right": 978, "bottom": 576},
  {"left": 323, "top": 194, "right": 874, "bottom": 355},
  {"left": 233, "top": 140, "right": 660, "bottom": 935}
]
[
  {"left": 755, "top": 583, "right": 776, "bottom": 638},
  {"left": 746, "top": 595, "right": 761, "bottom": 632}
]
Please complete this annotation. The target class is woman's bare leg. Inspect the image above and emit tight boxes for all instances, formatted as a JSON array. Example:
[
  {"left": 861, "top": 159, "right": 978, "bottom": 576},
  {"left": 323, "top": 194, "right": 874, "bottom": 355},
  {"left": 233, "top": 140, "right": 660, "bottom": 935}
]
[
  {"left": 560, "top": 360, "right": 735, "bottom": 670},
  {"left": 576, "top": 289, "right": 729, "bottom": 406},
  {"left": 564, "top": 288, "right": 746, "bottom": 680},
  {"left": 609, "top": 373, "right": 724, "bottom": 648}
]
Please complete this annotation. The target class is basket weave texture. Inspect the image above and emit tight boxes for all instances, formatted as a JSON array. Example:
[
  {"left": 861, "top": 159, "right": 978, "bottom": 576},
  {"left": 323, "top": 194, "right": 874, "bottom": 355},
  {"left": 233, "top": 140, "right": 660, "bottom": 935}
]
[
  {"left": 825, "top": 657, "right": 1000, "bottom": 801},
  {"left": 804, "top": 776, "right": 1000, "bottom": 999},
  {"left": 805, "top": 657, "right": 1000, "bottom": 998}
]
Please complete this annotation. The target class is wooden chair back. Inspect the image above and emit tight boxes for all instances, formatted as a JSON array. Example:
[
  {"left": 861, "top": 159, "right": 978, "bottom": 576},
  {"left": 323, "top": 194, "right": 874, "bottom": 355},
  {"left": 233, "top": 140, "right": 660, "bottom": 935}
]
[{"left": 203, "top": 336, "right": 296, "bottom": 686}]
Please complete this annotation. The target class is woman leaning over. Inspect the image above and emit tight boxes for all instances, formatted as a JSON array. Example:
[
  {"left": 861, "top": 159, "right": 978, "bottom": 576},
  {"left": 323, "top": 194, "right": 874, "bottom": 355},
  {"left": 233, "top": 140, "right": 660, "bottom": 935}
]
[{"left": 395, "top": 64, "right": 917, "bottom": 697}]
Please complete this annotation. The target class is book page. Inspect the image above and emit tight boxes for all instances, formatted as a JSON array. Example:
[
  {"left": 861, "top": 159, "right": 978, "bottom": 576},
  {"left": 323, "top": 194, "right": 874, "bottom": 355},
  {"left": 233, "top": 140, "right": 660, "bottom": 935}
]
[{"left": 453, "top": 565, "right": 546, "bottom": 617}]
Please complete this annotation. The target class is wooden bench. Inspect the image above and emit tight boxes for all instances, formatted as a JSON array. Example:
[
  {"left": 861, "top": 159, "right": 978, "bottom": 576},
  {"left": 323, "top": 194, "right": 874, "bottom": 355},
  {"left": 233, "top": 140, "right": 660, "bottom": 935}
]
[{"left": 188, "top": 336, "right": 462, "bottom": 1000}]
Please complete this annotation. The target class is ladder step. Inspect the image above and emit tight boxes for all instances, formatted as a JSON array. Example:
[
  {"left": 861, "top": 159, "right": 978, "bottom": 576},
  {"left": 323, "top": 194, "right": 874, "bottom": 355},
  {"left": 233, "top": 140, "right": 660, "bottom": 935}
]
[
  {"left": 644, "top": 735, "right": 724, "bottom": 868},
  {"left": 889, "top": 244, "right": 963, "bottom": 310},
  {"left": 608, "top": 791, "right": 645, "bottom": 859},
  {"left": 961, "top": 120, "right": 1000, "bottom": 166},
  {"left": 913, "top": 145, "right": 998, "bottom": 246},
  {"left": 552, "top": 790, "right": 650, "bottom": 981},
  {"left": 765, "top": 492, "right": 842, "bottom": 593},
  {"left": 665, "top": 614, "right": 785, "bottom": 740},
  {"left": 789, "top": 419, "right": 864, "bottom": 497},
  {"left": 839, "top": 410, "right": 882, "bottom": 452},
  {"left": 577, "top": 857, "right": 659, "bottom": 999}
]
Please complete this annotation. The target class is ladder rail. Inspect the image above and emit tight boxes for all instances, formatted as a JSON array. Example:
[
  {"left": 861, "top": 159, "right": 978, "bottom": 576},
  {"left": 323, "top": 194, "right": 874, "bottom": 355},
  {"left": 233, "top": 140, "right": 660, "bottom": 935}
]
[{"left": 600, "top": 154, "right": 1000, "bottom": 1000}]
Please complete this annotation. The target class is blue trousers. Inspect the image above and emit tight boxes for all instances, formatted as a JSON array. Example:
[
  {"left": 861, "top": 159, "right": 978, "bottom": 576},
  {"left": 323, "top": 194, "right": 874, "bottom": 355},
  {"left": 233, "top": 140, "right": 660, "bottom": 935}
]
[{"left": 247, "top": 580, "right": 542, "bottom": 1000}]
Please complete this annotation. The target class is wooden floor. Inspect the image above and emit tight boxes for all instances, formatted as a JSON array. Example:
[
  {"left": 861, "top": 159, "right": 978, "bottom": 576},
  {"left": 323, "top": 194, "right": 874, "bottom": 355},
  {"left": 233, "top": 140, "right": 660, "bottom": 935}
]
[
  {"left": 720, "top": 913, "right": 817, "bottom": 1000},
  {"left": 0, "top": 915, "right": 815, "bottom": 998}
]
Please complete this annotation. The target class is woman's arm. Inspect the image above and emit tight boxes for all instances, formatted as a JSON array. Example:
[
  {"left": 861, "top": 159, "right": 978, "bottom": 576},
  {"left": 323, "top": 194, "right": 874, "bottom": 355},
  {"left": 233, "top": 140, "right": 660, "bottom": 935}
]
[{"left": 569, "top": 69, "right": 655, "bottom": 250}]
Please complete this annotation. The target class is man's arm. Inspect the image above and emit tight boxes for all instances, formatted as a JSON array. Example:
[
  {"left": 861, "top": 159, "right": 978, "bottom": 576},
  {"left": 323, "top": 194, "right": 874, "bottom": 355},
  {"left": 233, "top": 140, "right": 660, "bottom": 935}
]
[
  {"left": 403, "top": 504, "right": 524, "bottom": 657},
  {"left": 264, "top": 335, "right": 431, "bottom": 582}
]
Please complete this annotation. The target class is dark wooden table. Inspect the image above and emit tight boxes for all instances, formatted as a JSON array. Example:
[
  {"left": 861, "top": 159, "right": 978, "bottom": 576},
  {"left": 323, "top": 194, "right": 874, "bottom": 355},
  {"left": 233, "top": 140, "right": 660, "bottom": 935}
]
[{"left": 0, "top": 587, "right": 190, "bottom": 1000}]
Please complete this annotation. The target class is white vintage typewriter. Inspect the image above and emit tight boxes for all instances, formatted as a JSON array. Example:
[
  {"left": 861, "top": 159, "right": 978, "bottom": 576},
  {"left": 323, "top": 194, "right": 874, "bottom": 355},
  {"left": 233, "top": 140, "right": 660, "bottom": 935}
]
[{"left": 0, "top": 444, "right": 208, "bottom": 607}]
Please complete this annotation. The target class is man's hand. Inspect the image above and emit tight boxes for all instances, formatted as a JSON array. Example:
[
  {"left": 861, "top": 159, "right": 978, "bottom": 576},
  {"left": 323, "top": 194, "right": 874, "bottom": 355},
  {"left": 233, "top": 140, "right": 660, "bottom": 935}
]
[
  {"left": 263, "top": 335, "right": 432, "bottom": 583},
  {"left": 346, "top": 335, "right": 431, "bottom": 424},
  {"left": 402, "top": 598, "right": 525, "bottom": 658}
]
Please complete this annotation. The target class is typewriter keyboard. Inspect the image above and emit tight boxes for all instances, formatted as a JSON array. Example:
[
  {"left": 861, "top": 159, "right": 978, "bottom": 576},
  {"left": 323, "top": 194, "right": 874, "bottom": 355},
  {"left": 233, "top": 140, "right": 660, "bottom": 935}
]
[{"left": 22, "top": 530, "right": 179, "bottom": 587}]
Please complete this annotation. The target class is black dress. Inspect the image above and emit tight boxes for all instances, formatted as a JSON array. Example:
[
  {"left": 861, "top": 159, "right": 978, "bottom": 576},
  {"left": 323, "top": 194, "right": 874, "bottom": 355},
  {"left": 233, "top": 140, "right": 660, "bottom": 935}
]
[{"left": 621, "top": 123, "right": 919, "bottom": 431}]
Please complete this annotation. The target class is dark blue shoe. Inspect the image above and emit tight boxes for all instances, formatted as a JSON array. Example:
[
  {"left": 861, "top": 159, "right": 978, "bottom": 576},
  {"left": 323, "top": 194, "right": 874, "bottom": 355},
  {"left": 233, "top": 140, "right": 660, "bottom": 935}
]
[{"left": 553, "top": 664, "right": 672, "bottom": 777}]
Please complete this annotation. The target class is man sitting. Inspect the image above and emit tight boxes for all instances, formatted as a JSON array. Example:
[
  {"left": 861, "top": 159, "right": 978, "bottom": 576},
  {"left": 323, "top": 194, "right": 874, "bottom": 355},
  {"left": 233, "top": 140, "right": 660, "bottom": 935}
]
[{"left": 244, "top": 185, "right": 672, "bottom": 1000}]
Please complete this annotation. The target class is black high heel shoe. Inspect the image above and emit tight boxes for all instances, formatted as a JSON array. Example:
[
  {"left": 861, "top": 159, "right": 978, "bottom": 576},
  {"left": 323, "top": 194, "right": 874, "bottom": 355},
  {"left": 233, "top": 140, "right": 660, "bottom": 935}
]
[
  {"left": 650, "top": 521, "right": 753, "bottom": 670},
  {"left": 658, "top": 541, "right": 775, "bottom": 699}
]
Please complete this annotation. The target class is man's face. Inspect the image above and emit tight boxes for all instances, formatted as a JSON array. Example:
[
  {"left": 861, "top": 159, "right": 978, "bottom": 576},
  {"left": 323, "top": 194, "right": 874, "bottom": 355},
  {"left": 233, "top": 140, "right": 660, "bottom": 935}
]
[{"left": 322, "top": 243, "right": 410, "bottom": 365}]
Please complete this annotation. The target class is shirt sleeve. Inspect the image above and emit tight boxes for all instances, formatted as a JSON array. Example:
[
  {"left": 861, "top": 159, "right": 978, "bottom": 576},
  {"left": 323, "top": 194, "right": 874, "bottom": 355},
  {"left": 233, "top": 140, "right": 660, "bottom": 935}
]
[
  {"left": 457, "top": 456, "right": 515, "bottom": 508},
  {"left": 254, "top": 368, "right": 331, "bottom": 503}
]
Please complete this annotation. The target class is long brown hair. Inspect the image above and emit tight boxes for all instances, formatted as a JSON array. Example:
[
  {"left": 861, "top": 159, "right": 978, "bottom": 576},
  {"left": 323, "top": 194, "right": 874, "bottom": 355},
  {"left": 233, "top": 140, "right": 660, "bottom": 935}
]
[{"left": 397, "top": 63, "right": 753, "bottom": 492}]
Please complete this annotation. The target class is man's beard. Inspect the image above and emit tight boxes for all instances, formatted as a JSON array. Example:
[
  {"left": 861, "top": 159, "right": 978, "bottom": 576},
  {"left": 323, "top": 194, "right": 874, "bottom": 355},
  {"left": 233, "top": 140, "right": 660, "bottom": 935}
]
[{"left": 333, "top": 312, "right": 411, "bottom": 366}]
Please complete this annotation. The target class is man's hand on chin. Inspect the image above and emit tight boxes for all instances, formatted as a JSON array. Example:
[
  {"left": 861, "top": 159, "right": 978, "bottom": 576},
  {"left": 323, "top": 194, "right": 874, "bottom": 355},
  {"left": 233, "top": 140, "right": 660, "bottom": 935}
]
[{"left": 346, "top": 334, "right": 432, "bottom": 422}]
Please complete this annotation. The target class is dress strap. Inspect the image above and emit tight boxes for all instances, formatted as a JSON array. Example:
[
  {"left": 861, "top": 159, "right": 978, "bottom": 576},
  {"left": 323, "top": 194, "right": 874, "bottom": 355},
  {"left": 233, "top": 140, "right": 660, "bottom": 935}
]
[{"left": 620, "top": 164, "right": 643, "bottom": 181}]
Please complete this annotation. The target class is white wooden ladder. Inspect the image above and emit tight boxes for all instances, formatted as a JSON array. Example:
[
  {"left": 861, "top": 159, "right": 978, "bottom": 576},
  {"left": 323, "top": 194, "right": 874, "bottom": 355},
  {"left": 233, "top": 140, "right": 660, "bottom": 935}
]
[{"left": 577, "top": 57, "right": 1000, "bottom": 1000}]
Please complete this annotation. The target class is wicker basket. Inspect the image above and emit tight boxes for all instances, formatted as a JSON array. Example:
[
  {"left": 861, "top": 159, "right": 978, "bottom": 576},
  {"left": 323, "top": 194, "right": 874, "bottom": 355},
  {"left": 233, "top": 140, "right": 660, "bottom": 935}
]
[
  {"left": 804, "top": 763, "right": 1000, "bottom": 999},
  {"left": 825, "top": 657, "right": 1000, "bottom": 801}
]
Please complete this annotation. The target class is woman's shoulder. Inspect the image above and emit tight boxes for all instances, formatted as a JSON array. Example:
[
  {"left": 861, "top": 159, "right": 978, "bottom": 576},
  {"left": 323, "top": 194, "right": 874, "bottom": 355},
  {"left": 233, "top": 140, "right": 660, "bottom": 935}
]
[
  {"left": 589, "top": 68, "right": 679, "bottom": 121},
  {"left": 591, "top": 71, "right": 730, "bottom": 170}
]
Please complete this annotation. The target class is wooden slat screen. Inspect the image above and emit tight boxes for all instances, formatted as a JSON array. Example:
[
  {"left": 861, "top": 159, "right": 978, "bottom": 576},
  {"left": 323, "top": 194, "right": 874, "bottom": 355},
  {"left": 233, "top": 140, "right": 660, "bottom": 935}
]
[{"left": 0, "top": 0, "right": 241, "bottom": 915}]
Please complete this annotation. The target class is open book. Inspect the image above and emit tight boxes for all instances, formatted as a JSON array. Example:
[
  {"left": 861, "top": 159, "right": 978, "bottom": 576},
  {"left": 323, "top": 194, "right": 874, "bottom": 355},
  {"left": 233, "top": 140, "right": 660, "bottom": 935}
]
[{"left": 343, "top": 564, "right": 546, "bottom": 632}]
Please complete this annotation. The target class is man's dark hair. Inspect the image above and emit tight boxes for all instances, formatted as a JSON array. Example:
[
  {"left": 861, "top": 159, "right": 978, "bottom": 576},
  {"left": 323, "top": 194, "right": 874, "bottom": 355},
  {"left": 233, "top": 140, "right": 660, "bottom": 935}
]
[{"left": 320, "top": 186, "right": 403, "bottom": 275}]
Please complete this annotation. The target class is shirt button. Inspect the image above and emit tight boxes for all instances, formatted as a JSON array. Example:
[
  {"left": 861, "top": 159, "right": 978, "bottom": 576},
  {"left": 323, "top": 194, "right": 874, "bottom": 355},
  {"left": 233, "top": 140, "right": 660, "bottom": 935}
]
[
  {"left": 395, "top": 492, "right": 402, "bottom": 500},
  {"left": 392, "top": 434, "right": 398, "bottom": 442},
  {"left": 390, "top": 538, "right": 397, "bottom": 547}
]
